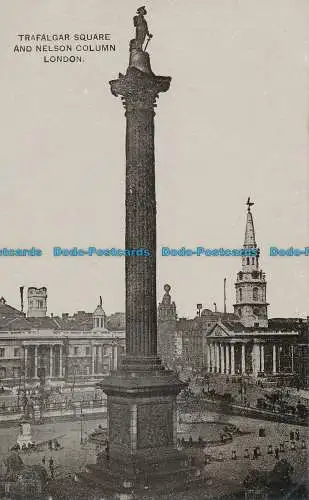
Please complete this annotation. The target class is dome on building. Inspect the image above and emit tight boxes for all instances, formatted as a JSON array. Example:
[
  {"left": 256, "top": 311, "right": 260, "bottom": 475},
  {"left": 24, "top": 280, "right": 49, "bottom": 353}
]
[
  {"left": 93, "top": 304, "right": 105, "bottom": 316},
  {"left": 93, "top": 297, "right": 107, "bottom": 330}
]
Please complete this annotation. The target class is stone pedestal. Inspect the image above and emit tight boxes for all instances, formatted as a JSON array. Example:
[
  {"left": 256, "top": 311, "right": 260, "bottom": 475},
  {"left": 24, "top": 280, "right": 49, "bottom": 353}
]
[
  {"left": 17, "top": 418, "right": 34, "bottom": 449},
  {"left": 85, "top": 46, "right": 197, "bottom": 494}
]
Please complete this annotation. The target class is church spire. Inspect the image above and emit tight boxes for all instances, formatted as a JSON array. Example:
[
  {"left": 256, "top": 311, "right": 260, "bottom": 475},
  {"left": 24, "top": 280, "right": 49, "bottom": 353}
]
[{"left": 244, "top": 197, "right": 257, "bottom": 248}]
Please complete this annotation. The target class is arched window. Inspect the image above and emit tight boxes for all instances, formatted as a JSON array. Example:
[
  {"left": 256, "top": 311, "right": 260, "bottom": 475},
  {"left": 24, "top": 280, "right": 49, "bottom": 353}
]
[
  {"left": 0, "top": 367, "right": 6, "bottom": 378},
  {"left": 253, "top": 287, "right": 258, "bottom": 301}
]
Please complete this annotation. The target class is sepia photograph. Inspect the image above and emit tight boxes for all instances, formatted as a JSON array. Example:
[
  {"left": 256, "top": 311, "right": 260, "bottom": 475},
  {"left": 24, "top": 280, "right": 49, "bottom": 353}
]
[{"left": 0, "top": 1, "right": 308, "bottom": 498}]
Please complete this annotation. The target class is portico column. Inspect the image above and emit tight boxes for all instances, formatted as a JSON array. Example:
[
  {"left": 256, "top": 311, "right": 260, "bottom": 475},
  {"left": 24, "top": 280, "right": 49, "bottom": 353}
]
[
  {"left": 206, "top": 343, "right": 210, "bottom": 372},
  {"left": 241, "top": 344, "right": 245, "bottom": 374},
  {"left": 24, "top": 346, "right": 28, "bottom": 379},
  {"left": 34, "top": 345, "right": 38, "bottom": 378},
  {"left": 220, "top": 344, "right": 225, "bottom": 374},
  {"left": 210, "top": 343, "right": 214, "bottom": 372},
  {"left": 49, "top": 345, "right": 53, "bottom": 378},
  {"left": 252, "top": 343, "right": 260, "bottom": 376},
  {"left": 59, "top": 345, "right": 63, "bottom": 377},
  {"left": 113, "top": 346, "right": 118, "bottom": 370},
  {"left": 272, "top": 344, "right": 277, "bottom": 374},
  {"left": 91, "top": 345, "right": 95, "bottom": 375},
  {"left": 225, "top": 344, "right": 230, "bottom": 374},
  {"left": 260, "top": 344, "right": 264, "bottom": 373},
  {"left": 230, "top": 344, "right": 235, "bottom": 375},
  {"left": 215, "top": 343, "right": 220, "bottom": 373}
]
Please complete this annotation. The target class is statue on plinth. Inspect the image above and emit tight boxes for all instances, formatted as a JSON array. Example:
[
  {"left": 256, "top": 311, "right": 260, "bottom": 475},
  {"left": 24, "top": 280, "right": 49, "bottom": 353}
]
[
  {"left": 128, "top": 6, "right": 155, "bottom": 75},
  {"left": 131, "top": 6, "right": 152, "bottom": 51}
]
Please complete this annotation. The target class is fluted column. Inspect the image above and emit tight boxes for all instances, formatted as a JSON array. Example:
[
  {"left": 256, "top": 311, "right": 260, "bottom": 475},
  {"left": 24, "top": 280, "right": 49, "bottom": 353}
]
[
  {"left": 272, "top": 345, "right": 277, "bottom": 374},
  {"left": 49, "top": 345, "right": 53, "bottom": 378},
  {"left": 215, "top": 343, "right": 220, "bottom": 373},
  {"left": 34, "top": 345, "right": 38, "bottom": 378},
  {"left": 206, "top": 343, "right": 210, "bottom": 372},
  {"left": 210, "top": 343, "right": 214, "bottom": 372},
  {"left": 225, "top": 344, "right": 230, "bottom": 374},
  {"left": 24, "top": 346, "right": 28, "bottom": 379},
  {"left": 260, "top": 344, "right": 265, "bottom": 372},
  {"left": 91, "top": 345, "right": 95, "bottom": 375},
  {"left": 241, "top": 344, "right": 245, "bottom": 374},
  {"left": 230, "top": 344, "right": 235, "bottom": 375},
  {"left": 59, "top": 345, "right": 63, "bottom": 377},
  {"left": 110, "top": 69, "right": 170, "bottom": 373},
  {"left": 220, "top": 344, "right": 225, "bottom": 374}
]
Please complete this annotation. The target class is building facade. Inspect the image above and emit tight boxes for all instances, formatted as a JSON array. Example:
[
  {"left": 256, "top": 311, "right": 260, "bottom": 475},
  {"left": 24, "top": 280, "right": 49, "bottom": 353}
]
[{"left": 0, "top": 291, "right": 125, "bottom": 387}]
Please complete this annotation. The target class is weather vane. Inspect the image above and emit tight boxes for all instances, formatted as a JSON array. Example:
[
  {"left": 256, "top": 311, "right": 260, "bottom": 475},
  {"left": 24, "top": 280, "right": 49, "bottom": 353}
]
[{"left": 246, "top": 196, "right": 254, "bottom": 211}]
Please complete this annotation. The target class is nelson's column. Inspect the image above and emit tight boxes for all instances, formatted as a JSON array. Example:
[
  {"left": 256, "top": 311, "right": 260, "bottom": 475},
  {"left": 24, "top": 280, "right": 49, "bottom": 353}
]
[{"left": 85, "top": 7, "right": 197, "bottom": 495}]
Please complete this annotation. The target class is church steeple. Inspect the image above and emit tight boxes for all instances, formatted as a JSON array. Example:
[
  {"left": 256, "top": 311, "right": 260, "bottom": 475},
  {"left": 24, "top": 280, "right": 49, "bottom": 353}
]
[
  {"left": 244, "top": 197, "right": 256, "bottom": 247},
  {"left": 234, "top": 199, "right": 269, "bottom": 327}
]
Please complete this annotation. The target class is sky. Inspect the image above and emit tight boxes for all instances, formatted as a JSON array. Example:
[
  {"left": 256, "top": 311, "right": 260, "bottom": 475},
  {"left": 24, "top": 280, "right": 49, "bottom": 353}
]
[{"left": 0, "top": 0, "right": 308, "bottom": 319}]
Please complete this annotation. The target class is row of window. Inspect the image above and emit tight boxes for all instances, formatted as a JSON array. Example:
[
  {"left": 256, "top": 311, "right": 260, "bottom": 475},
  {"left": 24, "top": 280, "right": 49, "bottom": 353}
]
[
  {"left": 0, "top": 348, "right": 20, "bottom": 358},
  {"left": 0, "top": 367, "right": 21, "bottom": 378},
  {"left": 238, "top": 288, "right": 265, "bottom": 302},
  {"left": 72, "top": 346, "right": 111, "bottom": 356}
]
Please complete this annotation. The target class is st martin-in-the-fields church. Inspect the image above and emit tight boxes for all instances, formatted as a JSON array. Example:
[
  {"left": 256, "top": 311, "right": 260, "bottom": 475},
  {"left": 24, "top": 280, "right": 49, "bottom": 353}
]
[{"left": 158, "top": 200, "right": 308, "bottom": 384}]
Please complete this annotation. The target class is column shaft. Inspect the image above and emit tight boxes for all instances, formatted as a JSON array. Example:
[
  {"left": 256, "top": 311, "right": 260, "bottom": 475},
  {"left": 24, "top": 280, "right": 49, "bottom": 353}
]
[
  {"left": 125, "top": 106, "right": 157, "bottom": 360},
  {"left": 92, "top": 345, "right": 95, "bottom": 375},
  {"left": 241, "top": 344, "right": 245, "bottom": 374},
  {"left": 260, "top": 345, "right": 265, "bottom": 372},
  {"left": 34, "top": 345, "right": 38, "bottom": 378},
  {"left": 24, "top": 346, "right": 28, "bottom": 379},
  {"left": 272, "top": 345, "right": 277, "bottom": 374},
  {"left": 49, "top": 345, "right": 53, "bottom": 378},
  {"left": 59, "top": 345, "right": 63, "bottom": 377},
  {"left": 225, "top": 344, "right": 230, "bottom": 374},
  {"left": 231, "top": 344, "right": 235, "bottom": 375},
  {"left": 220, "top": 344, "right": 225, "bottom": 374}
]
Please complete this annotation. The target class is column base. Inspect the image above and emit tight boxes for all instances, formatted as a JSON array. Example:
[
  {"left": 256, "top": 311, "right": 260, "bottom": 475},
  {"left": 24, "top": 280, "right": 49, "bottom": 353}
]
[
  {"left": 84, "top": 365, "right": 197, "bottom": 495},
  {"left": 79, "top": 448, "right": 200, "bottom": 495}
]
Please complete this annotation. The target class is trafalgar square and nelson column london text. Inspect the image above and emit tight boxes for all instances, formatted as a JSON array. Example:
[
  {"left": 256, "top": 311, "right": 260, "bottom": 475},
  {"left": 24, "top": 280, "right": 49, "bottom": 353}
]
[{"left": 0, "top": 1, "right": 308, "bottom": 499}]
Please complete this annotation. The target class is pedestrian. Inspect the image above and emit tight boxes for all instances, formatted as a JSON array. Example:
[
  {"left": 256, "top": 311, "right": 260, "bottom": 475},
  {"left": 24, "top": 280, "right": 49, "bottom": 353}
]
[
  {"left": 295, "top": 429, "right": 300, "bottom": 441},
  {"left": 42, "top": 456, "right": 46, "bottom": 465},
  {"left": 231, "top": 450, "right": 237, "bottom": 460},
  {"left": 253, "top": 448, "right": 258, "bottom": 460},
  {"left": 291, "top": 441, "right": 296, "bottom": 451},
  {"left": 256, "top": 446, "right": 261, "bottom": 456},
  {"left": 274, "top": 447, "right": 279, "bottom": 459},
  {"left": 48, "top": 440, "right": 53, "bottom": 451},
  {"left": 301, "top": 440, "right": 306, "bottom": 450},
  {"left": 279, "top": 443, "right": 285, "bottom": 453},
  {"left": 267, "top": 444, "right": 273, "bottom": 454},
  {"left": 49, "top": 457, "right": 54, "bottom": 479}
]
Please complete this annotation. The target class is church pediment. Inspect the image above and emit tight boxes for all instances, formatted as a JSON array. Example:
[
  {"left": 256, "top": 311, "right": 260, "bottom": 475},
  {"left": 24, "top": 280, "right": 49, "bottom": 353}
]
[{"left": 207, "top": 323, "right": 230, "bottom": 338}]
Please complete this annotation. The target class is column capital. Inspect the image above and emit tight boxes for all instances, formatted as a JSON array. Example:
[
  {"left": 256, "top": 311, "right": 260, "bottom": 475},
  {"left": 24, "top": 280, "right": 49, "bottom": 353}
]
[{"left": 110, "top": 67, "right": 171, "bottom": 112}]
